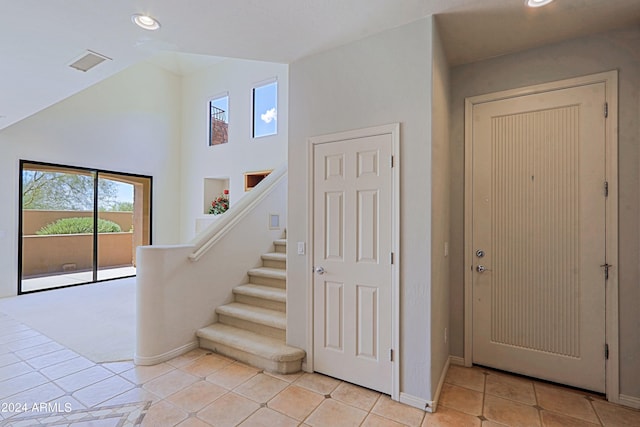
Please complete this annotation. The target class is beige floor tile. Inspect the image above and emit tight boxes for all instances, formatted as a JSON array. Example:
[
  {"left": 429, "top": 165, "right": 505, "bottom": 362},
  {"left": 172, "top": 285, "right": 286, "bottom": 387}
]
[
  {"left": 181, "top": 353, "right": 235, "bottom": 378},
  {"left": 239, "top": 407, "right": 299, "bottom": 427},
  {"left": 0, "top": 353, "right": 20, "bottom": 368},
  {"left": 101, "top": 361, "right": 135, "bottom": 374},
  {"left": 439, "top": 383, "right": 484, "bottom": 416},
  {"left": 592, "top": 399, "right": 640, "bottom": 426},
  {"left": 141, "top": 400, "right": 188, "bottom": 426},
  {"left": 197, "top": 392, "right": 260, "bottom": 427},
  {"left": 0, "top": 382, "right": 65, "bottom": 411},
  {"left": 7, "top": 335, "right": 52, "bottom": 351},
  {"left": 14, "top": 341, "right": 65, "bottom": 360},
  {"left": 540, "top": 409, "right": 599, "bottom": 426},
  {"left": 142, "top": 369, "right": 199, "bottom": 398},
  {"left": 166, "top": 348, "right": 210, "bottom": 368},
  {"left": 422, "top": 406, "right": 482, "bottom": 426},
  {"left": 166, "top": 380, "right": 227, "bottom": 412},
  {"left": 482, "top": 421, "right": 508, "bottom": 427},
  {"left": 177, "top": 416, "right": 214, "bottom": 427},
  {"left": 24, "top": 349, "right": 79, "bottom": 370},
  {"left": 0, "top": 372, "right": 50, "bottom": 398},
  {"left": 55, "top": 366, "right": 114, "bottom": 393},
  {"left": 331, "top": 382, "right": 381, "bottom": 411},
  {"left": 235, "top": 373, "right": 289, "bottom": 403},
  {"left": 535, "top": 383, "right": 599, "bottom": 424},
  {"left": 445, "top": 365, "right": 486, "bottom": 392},
  {"left": 371, "top": 395, "right": 426, "bottom": 426},
  {"left": 0, "top": 361, "right": 33, "bottom": 381},
  {"left": 294, "top": 372, "right": 341, "bottom": 395},
  {"left": 205, "top": 361, "right": 260, "bottom": 390},
  {"left": 485, "top": 372, "right": 536, "bottom": 405},
  {"left": 264, "top": 370, "right": 304, "bottom": 383},
  {"left": 120, "top": 363, "right": 175, "bottom": 385},
  {"left": 306, "top": 399, "right": 368, "bottom": 427},
  {"left": 40, "top": 357, "right": 95, "bottom": 380},
  {"left": 483, "top": 394, "right": 541, "bottom": 427},
  {"left": 268, "top": 384, "right": 325, "bottom": 421},
  {"left": 100, "top": 386, "right": 160, "bottom": 406},
  {"left": 363, "top": 413, "right": 407, "bottom": 426},
  {"left": 71, "top": 375, "right": 135, "bottom": 407}
]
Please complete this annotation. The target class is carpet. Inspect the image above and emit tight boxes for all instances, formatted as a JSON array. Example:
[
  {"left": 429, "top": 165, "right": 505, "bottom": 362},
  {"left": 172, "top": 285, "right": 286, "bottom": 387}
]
[{"left": 0, "top": 277, "right": 135, "bottom": 362}]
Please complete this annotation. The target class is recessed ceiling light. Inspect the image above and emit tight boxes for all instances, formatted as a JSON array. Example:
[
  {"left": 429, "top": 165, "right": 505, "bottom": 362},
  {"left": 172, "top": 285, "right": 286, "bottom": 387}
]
[
  {"left": 131, "top": 14, "right": 160, "bottom": 30},
  {"left": 527, "top": 0, "right": 554, "bottom": 7}
]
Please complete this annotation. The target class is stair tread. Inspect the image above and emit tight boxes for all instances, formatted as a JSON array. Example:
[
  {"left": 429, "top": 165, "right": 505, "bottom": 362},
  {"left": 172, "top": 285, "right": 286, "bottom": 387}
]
[
  {"left": 261, "top": 252, "right": 286, "bottom": 261},
  {"left": 248, "top": 267, "right": 286, "bottom": 279},
  {"left": 197, "top": 323, "right": 304, "bottom": 362},
  {"left": 233, "top": 284, "right": 286, "bottom": 302},
  {"left": 274, "top": 239, "right": 287, "bottom": 246},
  {"left": 216, "top": 302, "right": 285, "bottom": 329}
]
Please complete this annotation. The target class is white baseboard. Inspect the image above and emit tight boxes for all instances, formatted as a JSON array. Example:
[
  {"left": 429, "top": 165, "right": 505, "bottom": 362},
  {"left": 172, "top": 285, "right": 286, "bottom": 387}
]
[
  {"left": 134, "top": 341, "right": 198, "bottom": 366},
  {"left": 449, "top": 355, "right": 465, "bottom": 366},
  {"left": 618, "top": 394, "right": 640, "bottom": 409},
  {"left": 399, "top": 392, "right": 431, "bottom": 412},
  {"left": 427, "top": 357, "right": 452, "bottom": 413}
]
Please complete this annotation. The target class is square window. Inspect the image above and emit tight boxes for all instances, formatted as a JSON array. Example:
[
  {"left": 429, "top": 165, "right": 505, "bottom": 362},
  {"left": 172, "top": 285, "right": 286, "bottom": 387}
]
[
  {"left": 209, "top": 94, "right": 229, "bottom": 146},
  {"left": 252, "top": 80, "right": 277, "bottom": 138}
]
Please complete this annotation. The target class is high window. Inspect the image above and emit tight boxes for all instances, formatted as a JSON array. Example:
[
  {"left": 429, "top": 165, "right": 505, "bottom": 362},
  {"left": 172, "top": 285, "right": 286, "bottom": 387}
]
[
  {"left": 209, "top": 93, "right": 229, "bottom": 146},
  {"left": 252, "top": 80, "right": 277, "bottom": 138}
]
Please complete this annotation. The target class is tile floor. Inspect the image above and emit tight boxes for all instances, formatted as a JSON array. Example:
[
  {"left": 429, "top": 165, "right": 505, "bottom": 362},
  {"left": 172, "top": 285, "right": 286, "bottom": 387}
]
[{"left": 1, "top": 311, "right": 639, "bottom": 426}]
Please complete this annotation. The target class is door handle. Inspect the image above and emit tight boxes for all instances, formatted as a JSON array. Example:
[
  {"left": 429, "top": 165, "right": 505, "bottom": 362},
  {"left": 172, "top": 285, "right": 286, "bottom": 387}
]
[
  {"left": 314, "top": 266, "right": 325, "bottom": 275},
  {"left": 476, "top": 265, "right": 491, "bottom": 273}
]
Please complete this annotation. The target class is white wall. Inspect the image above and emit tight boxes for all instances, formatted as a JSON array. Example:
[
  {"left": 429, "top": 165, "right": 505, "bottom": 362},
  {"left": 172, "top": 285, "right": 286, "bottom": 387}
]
[
  {"left": 180, "top": 59, "right": 288, "bottom": 242},
  {"left": 449, "top": 27, "right": 640, "bottom": 400},
  {"left": 430, "top": 19, "right": 451, "bottom": 399},
  {"left": 288, "top": 18, "right": 435, "bottom": 403},
  {"left": 0, "top": 62, "right": 182, "bottom": 298}
]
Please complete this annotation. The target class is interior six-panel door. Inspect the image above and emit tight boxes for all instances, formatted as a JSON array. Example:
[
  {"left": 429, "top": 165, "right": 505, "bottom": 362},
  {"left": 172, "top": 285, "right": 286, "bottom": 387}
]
[
  {"left": 471, "top": 83, "right": 607, "bottom": 392},
  {"left": 313, "top": 133, "right": 393, "bottom": 394}
]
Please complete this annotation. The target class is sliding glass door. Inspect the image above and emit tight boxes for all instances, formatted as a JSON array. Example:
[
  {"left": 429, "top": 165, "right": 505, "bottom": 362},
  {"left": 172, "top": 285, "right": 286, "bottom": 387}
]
[{"left": 19, "top": 161, "right": 152, "bottom": 294}]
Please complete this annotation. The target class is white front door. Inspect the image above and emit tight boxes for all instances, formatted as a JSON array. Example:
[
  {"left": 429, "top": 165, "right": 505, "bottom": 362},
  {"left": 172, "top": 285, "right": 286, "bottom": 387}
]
[
  {"left": 471, "top": 83, "right": 607, "bottom": 392},
  {"left": 312, "top": 130, "right": 395, "bottom": 394}
]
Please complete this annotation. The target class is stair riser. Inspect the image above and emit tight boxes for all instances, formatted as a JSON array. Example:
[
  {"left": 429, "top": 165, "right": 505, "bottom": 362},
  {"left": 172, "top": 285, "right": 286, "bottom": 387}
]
[
  {"left": 274, "top": 244, "right": 286, "bottom": 254},
  {"left": 218, "top": 314, "right": 285, "bottom": 340},
  {"left": 235, "top": 294, "right": 286, "bottom": 312},
  {"left": 248, "top": 275, "right": 286, "bottom": 288},
  {"left": 262, "top": 259, "right": 286, "bottom": 269},
  {"left": 199, "top": 338, "right": 302, "bottom": 374}
]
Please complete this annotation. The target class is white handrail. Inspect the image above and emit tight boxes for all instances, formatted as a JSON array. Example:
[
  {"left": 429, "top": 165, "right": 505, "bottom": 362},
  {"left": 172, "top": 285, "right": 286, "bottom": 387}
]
[{"left": 189, "top": 163, "right": 287, "bottom": 262}]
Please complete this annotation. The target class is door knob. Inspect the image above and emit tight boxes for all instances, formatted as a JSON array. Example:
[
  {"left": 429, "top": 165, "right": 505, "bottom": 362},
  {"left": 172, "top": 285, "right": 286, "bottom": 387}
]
[
  {"left": 314, "top": 266, "right": 325, "bottom": 275},
  {"left": 476, "top": 265, "right": 491, "bottom": 273}
]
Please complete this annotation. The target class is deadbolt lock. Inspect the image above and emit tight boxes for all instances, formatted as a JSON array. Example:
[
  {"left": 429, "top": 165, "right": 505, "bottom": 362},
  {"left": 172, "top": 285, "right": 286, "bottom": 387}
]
[{"left": 475, "top": 249, "right": 485, "bottom": 258}]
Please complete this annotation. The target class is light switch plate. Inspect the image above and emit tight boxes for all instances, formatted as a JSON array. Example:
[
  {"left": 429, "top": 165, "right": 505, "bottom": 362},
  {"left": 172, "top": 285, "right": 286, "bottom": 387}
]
[{"left": 297, "top": 242, "right": 305, "bottom": 255}]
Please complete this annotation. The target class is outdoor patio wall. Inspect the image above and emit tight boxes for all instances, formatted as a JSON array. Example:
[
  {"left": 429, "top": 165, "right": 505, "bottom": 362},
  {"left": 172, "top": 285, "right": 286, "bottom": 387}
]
[
  {"left": 0, "top": 62, "right": 182, "bottom": 298},
  {"left": 23, "top": 210, "right": 133, "bottom": 235},
  {"left": 22, "top": 233, "right": 133, "bottom": 277},
  {"left": 135, "top": 173, "right": 287, "bottom": 365}
]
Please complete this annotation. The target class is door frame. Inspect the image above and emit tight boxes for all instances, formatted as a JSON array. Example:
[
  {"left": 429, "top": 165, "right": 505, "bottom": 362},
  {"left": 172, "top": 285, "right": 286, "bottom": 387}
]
[
  {"left": 463, "top": 71, "right": 619, "bottom": 401},
  {"left": 306, "top": 123, "right": 400, "bottom": 400}
]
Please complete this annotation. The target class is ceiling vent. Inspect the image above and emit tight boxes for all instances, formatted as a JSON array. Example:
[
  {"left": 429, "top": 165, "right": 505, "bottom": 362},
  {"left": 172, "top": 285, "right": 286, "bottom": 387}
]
[{"left": 69, "top": 50, "right": 111, "bottom": 72}]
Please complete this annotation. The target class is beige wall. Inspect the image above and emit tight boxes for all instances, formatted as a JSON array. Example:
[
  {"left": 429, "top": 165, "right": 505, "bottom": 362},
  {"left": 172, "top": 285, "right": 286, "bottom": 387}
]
[
  {"left": 289, "top": 18, "right": 435, "bottom": 402},
  {"left": 448, "top": 27, "right": 640, "bottom": 398},
  {"left": 23, "top": 210, "right": 133, "bottom": 235},
  {"left": 430, "top": 19, "right": 451, "bottom": 398},
  {"left": 22, "top": 232, "right": 133, "bottom": 276}
]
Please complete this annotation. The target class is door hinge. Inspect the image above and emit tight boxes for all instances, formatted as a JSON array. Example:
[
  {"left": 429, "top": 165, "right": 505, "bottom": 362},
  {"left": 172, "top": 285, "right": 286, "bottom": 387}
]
[
  {"left": 605, "top": 343, "right": 609, "bottom": 360},
  {"left": 604, "top": 102, "right": 609, "bottom": 118},
  {"left": 390, "top": 252, "right": 394, "bottom": 264},
  {"left": 391, "top": 155, "right": 394, "bottom": 168},
  {"left": 389, "top": 348, "right": 394, "bottom": 362},
  {"left": 601, "top": 263, "right": 611, "bottom": 280},
  {"left": 604, "top": 181, "right": 609, "bottom": 197}
]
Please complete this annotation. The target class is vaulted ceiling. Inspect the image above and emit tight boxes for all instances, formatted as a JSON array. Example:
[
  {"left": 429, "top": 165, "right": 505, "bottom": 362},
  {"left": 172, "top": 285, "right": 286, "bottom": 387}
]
[{"left": 1, "top": 0, "right": 638, "bottom": 130}]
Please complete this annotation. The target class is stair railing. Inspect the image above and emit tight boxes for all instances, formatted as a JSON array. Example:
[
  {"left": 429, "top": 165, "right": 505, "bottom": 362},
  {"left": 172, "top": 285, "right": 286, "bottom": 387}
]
[{"left": 189, "top": 163, "right": 287, "bottom": 262}]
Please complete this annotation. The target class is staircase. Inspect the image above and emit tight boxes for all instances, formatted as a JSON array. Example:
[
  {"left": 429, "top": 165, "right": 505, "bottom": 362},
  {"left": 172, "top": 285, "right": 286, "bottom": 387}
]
[{"left": 196, "top": 237, "right": 305, "bottom": 374}]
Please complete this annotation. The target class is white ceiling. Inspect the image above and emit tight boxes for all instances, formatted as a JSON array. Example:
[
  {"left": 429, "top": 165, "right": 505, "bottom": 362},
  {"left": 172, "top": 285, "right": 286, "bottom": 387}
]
[{"left": 1, "top": 0, "right": 638, "bottom": 130}]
